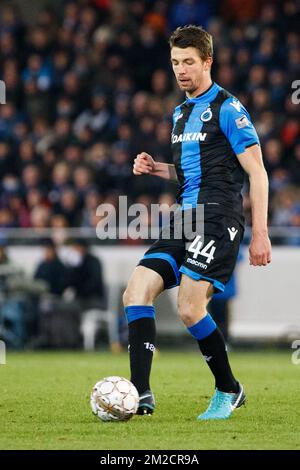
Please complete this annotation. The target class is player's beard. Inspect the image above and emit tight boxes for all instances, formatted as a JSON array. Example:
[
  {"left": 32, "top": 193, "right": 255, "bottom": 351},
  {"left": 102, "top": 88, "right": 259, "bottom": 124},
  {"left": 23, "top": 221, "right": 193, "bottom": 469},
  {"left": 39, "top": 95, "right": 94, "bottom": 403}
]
[{"left": 178, "top": 79, "right": 197, "bottom": 95}]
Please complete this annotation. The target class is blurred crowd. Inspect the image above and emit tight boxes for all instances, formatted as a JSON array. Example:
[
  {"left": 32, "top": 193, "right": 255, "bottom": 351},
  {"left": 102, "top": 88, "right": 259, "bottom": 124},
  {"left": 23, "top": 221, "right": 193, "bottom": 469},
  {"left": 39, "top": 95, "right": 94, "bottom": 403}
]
[
  {"left": 0, "top": 238, "right": 106, "bottom": 348},
  {"left": 0, "top": 0, "right": 300, "bottom": 241}
]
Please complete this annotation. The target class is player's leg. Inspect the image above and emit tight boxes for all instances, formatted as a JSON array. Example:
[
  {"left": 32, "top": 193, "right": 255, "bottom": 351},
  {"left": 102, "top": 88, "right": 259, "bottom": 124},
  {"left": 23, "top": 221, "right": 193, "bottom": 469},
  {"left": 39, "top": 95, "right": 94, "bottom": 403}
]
[
  {"left": 178, "top": 207, "right": 246, "bottom": 419},
  {"left": 123, "top": 208, "right": 185, "bottom": 414},
  {"left": 178, "top": 275, "right": 238, "bottom": 392},
  {"left": 209, "top": 296, "right": 230, "bottom": 343},
  {"left": 178, "top": 274, "right": 245, "bottom": 420},
  {"left": 123, "top": 265, "right": 164, "bottom": 413}
]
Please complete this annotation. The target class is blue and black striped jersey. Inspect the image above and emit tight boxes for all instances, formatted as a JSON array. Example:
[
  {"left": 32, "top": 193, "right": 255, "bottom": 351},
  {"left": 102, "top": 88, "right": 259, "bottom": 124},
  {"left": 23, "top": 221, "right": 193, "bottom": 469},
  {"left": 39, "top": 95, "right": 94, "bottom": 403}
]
[{"left": 172, "top": 82, "right": 260, "bottom": 216}]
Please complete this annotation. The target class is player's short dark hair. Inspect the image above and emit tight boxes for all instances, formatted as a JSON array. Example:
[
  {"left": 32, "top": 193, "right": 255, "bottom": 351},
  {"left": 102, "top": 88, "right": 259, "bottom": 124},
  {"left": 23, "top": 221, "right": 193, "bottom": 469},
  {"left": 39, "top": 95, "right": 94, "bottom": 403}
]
[{"left": 169, "top": 25, "right": 213, "bottom": 61}]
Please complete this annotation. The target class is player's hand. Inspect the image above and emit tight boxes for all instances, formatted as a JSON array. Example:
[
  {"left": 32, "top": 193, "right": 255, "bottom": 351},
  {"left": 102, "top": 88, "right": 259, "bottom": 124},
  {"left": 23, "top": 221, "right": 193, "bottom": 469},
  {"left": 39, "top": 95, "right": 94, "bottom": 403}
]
[
  {"left": 133, "top": 152, "right": 156, "bottom": 176},
  {"left": 249, "top": 233, "right": 272, "bottom": 266}
]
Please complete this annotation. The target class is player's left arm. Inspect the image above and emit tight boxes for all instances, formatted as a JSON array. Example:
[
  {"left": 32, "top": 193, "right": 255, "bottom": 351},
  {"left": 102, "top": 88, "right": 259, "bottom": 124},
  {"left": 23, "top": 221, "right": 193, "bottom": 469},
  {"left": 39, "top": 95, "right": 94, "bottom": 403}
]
[
  {"left": 219, "top": 97, "right": 272, "bottom": 266},
  {"left": 236, "top": 144, "right": 272, "bottom": 267}
]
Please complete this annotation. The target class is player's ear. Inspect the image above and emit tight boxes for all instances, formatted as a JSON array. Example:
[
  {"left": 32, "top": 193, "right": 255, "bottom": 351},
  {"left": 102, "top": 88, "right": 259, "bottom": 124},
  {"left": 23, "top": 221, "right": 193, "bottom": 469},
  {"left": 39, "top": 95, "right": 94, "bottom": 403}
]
[{"left": 204, "top": 57, "right": 213, "bottom": 71}]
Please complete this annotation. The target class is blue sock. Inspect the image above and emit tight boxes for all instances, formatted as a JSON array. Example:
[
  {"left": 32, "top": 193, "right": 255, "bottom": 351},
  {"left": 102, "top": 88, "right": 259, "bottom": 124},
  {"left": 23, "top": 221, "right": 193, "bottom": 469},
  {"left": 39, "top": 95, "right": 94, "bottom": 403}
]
[
  {"left": 124, "top": 305, "right": 155, "bottom": 324},
  {"left": 187, "top": 314, "right": 217, "bottom": 340}
]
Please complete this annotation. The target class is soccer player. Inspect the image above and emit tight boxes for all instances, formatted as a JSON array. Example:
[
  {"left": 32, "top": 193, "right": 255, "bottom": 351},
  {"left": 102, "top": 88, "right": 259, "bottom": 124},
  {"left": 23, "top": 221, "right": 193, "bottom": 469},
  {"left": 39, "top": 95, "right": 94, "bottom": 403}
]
[{"left": 123, "top": 25, "right": 272, "bottom": 420}]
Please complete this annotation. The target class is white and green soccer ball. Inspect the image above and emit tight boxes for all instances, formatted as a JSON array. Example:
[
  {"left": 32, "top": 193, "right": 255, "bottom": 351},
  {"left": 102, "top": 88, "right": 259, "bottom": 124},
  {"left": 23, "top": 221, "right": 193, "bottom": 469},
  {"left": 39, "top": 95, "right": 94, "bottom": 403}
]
[{"left": 90, "top": 376, "right": 139, "bottom": 422}]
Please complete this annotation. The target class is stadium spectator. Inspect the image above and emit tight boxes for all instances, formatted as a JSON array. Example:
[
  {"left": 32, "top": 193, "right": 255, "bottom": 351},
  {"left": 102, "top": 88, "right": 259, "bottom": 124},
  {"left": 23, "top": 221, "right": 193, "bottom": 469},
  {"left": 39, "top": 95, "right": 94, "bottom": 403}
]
[
  {"left": 169, "top": 0, "right": 215, "bottom": 30},
  {"left": 289, "top": 142, "right": 300, "bottom": 186},
  {"left": 34, "top": 239, "right": 66, "bottom": 296},
  {"left": 65, "top": 239, "right": 106, "bottom": 310},
  {"left": 54, "top": 187, "right": 80, "bottom": 227},
  {"left": 0, "top": 239, "right": 46, "bottom": 348},
  {"left": 0, "top": 240, "right": 26, "bottom": 347},
  {"left": 81, "top": 188, "right": 103, "bottom": 228}
]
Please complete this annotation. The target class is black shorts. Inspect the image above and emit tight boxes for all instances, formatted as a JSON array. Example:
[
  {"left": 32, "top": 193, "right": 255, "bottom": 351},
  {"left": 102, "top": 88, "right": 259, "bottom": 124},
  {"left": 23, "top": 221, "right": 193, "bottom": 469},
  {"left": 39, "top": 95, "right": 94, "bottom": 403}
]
[{"left": 138, "top": 206, "right": 244, "bottom": 293}]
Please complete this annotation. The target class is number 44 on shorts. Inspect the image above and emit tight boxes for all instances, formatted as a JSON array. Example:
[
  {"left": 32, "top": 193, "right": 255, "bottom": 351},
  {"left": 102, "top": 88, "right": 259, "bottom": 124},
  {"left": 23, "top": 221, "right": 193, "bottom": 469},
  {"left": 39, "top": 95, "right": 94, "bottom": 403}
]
[{"left": 188, "top": 235, "right": 216, "bottom": 264}]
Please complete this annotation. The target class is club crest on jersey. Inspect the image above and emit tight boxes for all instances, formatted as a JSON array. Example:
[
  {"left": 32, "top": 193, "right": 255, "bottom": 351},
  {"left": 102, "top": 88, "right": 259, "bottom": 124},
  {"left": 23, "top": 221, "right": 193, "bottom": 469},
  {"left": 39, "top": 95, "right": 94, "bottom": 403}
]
[{"left": 200, "top": 107, "right": 212, "bottom": 122}]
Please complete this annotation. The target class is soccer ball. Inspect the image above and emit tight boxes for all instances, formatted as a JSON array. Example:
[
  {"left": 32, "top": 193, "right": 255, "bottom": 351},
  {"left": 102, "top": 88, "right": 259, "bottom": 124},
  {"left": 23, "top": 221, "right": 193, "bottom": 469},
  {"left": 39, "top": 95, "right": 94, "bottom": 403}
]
[{"left": 90, "top": 376, "right": 139, "bottom": 422}]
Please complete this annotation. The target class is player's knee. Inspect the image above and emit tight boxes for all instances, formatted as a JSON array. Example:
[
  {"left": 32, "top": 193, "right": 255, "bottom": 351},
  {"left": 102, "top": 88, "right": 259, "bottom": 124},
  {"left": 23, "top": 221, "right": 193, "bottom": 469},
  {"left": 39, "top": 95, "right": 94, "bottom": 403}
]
[
  {"left": 122, "top": 286, "right": 137, "bottom": 306},
  {"left": 177, "top": 297, "right": 207, "bottom": 326},
  {"left": 122, "top": 284, "right": 153, "bottom": 307},
  {"left": 123, "top": 266, "right": 164, "bottom": 307}
]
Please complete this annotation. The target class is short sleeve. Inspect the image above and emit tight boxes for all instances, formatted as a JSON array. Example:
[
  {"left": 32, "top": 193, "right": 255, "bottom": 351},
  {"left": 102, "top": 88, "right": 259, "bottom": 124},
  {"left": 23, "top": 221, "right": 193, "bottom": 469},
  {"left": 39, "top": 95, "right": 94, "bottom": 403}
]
[{"left": 219, "top": 97, "right": 260, "bottom": 155}]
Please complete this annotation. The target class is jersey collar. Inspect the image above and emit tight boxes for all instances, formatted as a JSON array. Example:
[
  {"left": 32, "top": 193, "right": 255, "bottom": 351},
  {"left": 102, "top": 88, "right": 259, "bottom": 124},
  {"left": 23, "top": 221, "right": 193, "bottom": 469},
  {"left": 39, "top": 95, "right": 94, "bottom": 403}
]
[{"left": 184, "top": 82, "right": 220, "bottom": 104}]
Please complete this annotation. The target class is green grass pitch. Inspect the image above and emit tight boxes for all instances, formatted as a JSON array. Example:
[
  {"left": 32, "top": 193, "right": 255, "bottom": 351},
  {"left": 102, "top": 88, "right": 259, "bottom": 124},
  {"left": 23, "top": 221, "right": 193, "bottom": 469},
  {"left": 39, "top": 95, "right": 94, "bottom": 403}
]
[{"left": 0, "top": 350, "right": 299, "bottom": 450}]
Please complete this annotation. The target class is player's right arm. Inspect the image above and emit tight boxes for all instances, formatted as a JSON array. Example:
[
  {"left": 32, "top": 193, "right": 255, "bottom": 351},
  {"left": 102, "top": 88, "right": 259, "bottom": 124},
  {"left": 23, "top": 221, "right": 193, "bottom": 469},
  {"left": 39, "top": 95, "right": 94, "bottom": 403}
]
[{"left": 133, "top": 152, "right": 178, "bottom": 182}]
